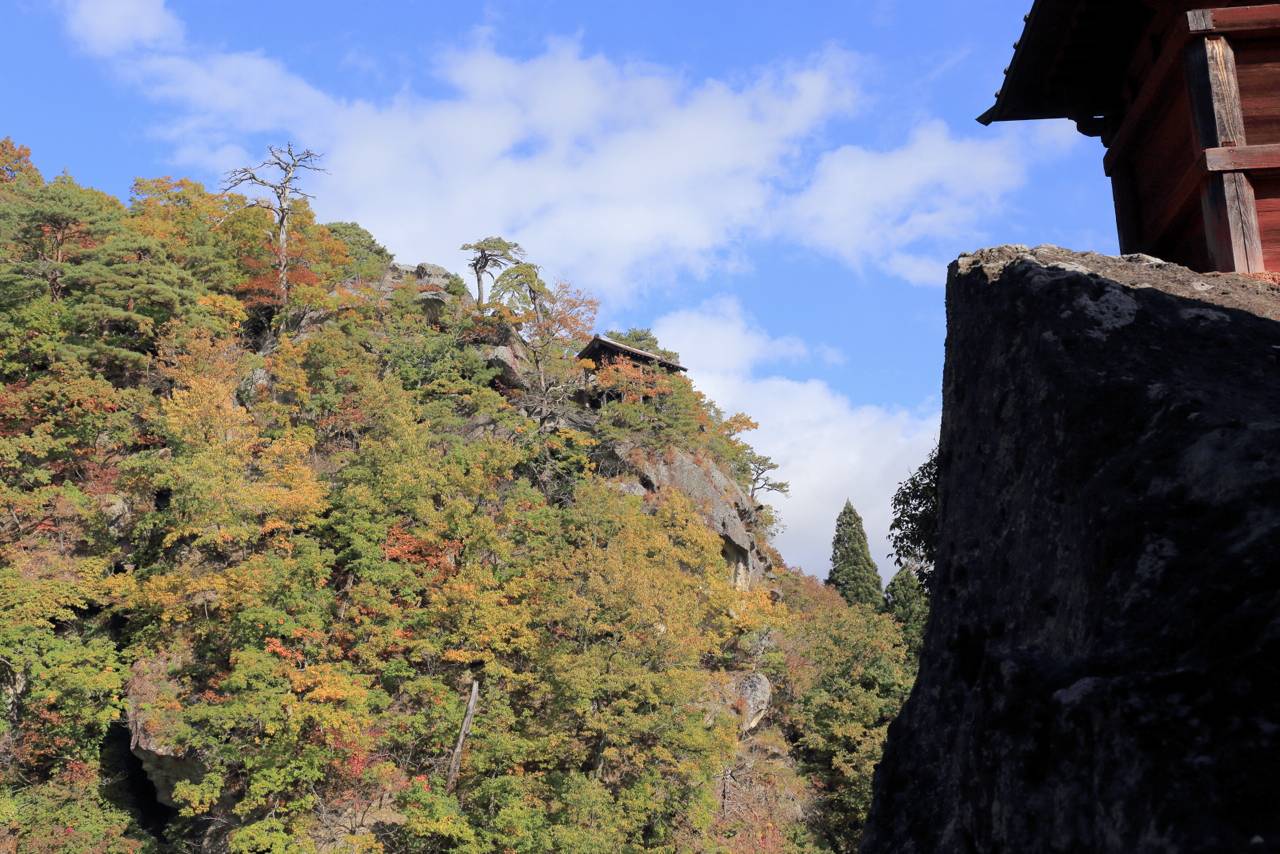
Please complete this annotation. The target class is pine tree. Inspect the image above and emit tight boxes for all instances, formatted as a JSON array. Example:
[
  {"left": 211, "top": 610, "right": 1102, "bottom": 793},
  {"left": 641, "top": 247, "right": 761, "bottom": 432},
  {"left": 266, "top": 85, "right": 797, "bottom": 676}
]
[{"left": 827, "top": 500, "right": 882, "bottom": 607}]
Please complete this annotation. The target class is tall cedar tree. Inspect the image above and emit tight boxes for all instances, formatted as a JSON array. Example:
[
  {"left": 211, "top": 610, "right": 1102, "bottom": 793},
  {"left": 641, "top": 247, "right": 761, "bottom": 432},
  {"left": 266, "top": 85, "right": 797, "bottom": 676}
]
[{"left": 827, "top": 500, "right": 882, "bottom": 607}]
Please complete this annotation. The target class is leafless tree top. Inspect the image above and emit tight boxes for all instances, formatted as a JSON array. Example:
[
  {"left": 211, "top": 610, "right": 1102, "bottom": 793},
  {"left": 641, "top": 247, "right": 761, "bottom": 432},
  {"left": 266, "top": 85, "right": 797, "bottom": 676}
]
[{"left": 222, "top": 143, "right": 326, "bottom": 203}]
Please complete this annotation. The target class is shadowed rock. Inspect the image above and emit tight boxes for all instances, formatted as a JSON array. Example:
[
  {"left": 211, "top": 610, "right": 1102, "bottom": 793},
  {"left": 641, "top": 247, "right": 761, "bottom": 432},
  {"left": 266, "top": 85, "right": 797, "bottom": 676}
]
[{"left": 861, "top": 246, "right": 1280, "bottom": 853}]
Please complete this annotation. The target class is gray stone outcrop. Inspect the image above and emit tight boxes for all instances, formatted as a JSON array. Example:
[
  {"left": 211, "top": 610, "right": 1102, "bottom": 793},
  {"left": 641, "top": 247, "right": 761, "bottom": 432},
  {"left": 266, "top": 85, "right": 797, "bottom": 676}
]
[{"left": 862, "top": 246, "right": 1280, "bottom": 853}]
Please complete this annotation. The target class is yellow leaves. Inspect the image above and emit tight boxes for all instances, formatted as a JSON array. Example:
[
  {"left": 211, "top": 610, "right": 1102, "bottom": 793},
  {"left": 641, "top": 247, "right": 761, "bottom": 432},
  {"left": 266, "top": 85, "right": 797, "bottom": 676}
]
[
  {"left": 152, "top": 330, "right": 328, "bottom": 548},
  {"left": 130, "top": 557, "right": 268, "bottom": 622},
  {"left": 254, "top": 430, "right": 327, "bottom": 529},
  {"left": 172, "top": 773, "right": 225, "bottom": 817},
  {"left": 196, "top": 293, "right": 247, "bottom": 325},
  {"left": 161, "top": 370, "right": 255, "bottom": 453},
  {"left": 293, "top": 663, "right": 368, "bottom": 706},
  {"left": 266, "top": 335, "right": 311, "bottom": 408},
  {"left": 0, "top": 555, "right": 112, "bottom": 629}
]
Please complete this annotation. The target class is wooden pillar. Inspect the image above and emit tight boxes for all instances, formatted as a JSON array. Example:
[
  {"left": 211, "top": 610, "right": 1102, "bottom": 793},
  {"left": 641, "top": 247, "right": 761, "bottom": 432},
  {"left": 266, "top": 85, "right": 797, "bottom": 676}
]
[
  {"left": 1184, "top": 33, "right": 1265, "bottom": 272},
  {"left": 1109, "top": 160, "right": 1143, "bottom": 255}
]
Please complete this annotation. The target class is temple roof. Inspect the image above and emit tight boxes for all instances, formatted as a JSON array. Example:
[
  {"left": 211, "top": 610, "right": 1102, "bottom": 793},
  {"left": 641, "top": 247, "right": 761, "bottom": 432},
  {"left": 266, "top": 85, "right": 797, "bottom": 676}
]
[
  {"left": 577, "top": 335, "right": 687, "bottom": 373},
  {"left": 978, "top": 0, "right": 1157, "bottom": 125}
]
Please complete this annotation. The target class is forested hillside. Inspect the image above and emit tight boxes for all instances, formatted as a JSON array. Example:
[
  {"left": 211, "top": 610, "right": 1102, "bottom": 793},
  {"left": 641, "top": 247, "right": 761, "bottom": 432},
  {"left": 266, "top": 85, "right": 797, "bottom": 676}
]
[{"left": 0, "top": 138, "right": 916, "bottom": 853}]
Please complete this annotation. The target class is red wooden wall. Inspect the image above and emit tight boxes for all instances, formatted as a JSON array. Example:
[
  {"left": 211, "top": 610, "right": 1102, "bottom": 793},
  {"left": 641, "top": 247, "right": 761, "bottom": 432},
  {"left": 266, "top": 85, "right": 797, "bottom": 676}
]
[
  {"left": 1236, "top": 32, "right": 1280, "bottom": 271},
  {"left": 1255, "top": 174, "right": 1280, "bottom": 272},
  {"left": 1236, "top": 39, "right": 1280, "bottom": 144}
]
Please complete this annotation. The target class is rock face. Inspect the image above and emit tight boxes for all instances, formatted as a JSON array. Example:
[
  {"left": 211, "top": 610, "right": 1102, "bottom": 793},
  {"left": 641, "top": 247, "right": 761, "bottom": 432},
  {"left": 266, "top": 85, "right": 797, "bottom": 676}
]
[
  {"left": 733, "top": 672, "right": 773, "bottom": 733},
  {"left": 611, "top": 443, "right": 771, "bottom": 589},
  {"left": 862, "top": 247, "right": 1280, "bottom": 853},
  {"left": 126, "top": 652, "right": 202, "bottom": 809}
]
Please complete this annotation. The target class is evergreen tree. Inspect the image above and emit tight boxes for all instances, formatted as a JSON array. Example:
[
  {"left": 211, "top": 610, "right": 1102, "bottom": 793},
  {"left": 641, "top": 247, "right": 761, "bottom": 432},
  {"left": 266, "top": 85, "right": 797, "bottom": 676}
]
[
  {"left": 827, "top": 500, "right": 881, "bottom": 607},
  {"left": 324, "top": 220, "right": 392, "bottom": 282},
  {"left": 883, "top": 564, "right": 929, "bottom": 659}
]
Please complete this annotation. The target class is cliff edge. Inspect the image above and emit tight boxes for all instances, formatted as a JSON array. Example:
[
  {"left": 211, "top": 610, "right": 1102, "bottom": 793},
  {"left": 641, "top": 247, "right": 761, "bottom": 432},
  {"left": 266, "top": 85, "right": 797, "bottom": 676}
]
[{"left": 861, "top": 247, "right": 1280, "bottom": 853}]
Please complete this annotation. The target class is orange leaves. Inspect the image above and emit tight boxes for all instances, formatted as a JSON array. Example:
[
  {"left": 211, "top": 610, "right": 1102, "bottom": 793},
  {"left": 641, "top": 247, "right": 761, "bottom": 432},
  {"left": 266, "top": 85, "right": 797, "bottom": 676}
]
[
  {"left": 0, "top": 135, "right": 40, "bottom": 184},
  {"left": 595, "top": 357, "right": 674, "bottom": 404},
  {"left": 265, "top": 636, "right": 304, "bottom": 665},
  {"left": 382, "top": 525, "right": 460, "bottom": 583}
]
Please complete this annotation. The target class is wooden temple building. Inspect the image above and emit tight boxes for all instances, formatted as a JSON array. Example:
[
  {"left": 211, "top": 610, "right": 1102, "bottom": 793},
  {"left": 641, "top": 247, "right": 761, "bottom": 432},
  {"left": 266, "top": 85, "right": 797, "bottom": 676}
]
[
  {"left": 981, "top": 1, "right": 1280, "bottom": 274},
  {"left": 577, "top": 335, "right": 687, "bottom": 374}
]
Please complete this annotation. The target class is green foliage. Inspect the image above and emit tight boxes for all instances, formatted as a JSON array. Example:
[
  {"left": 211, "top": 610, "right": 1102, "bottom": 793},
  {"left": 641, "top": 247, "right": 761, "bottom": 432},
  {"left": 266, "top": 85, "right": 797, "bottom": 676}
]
[
  {"left": 0, "top": 764, "right": 156, "bottom": 853},
  {"left": 888, "top": 445, "right": 938, "bottom": 589},
  {"left": 883, "top": 565, "right": 929, "bottom": 660},
  {"left": 792, "top": 603, "right": 911, "bottom": 852},
  {"left": 604, "top": 327, "right": 681, "bottom": 363},
  {"left": 764, "top": 572, "right": 913, "bottom": 853},
  {"left": 325, "top": 221, "right": 393, "bottom": 283},
  {"left": 0, "top": 143, "right": 907, "bottom": 852},
  {"left": 826, "top": 501, "right": 881, "bottom": 608},
  {"left": 460, "top": 236, "right": 523, "bottom": 305}
]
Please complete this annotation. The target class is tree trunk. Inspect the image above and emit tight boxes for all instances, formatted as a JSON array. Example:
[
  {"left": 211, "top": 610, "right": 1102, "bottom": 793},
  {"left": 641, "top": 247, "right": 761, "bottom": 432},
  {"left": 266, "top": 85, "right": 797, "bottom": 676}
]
[{"left": 445, "top": 678, "right": 480, "bottom": 794}]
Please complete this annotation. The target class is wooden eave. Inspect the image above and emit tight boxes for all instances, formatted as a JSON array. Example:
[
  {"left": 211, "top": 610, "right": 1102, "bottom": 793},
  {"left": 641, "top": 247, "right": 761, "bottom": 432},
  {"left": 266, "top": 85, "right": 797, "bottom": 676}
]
[
  {"left": 981, "top": 1, "right": 1279, "bottom": 126},
  {"left": 979, "top": 0, "right": 1159, "bottom": 125}
]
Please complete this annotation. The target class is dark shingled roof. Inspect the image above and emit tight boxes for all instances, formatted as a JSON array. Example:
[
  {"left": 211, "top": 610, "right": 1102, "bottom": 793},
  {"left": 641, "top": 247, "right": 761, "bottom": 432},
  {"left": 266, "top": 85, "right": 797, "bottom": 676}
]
[
  {"left": 577, "top": 335, "right": 687, "bottom": 373},
  {"left": 978, "top": 0, "right": 1155, "bottom": 125}
]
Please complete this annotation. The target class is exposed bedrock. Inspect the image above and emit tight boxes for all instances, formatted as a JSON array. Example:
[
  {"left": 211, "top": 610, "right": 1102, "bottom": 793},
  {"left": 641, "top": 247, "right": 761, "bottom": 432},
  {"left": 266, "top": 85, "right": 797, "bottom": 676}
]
[{"left": 861, "top": 246, "right": 1280, "bottom": 853}]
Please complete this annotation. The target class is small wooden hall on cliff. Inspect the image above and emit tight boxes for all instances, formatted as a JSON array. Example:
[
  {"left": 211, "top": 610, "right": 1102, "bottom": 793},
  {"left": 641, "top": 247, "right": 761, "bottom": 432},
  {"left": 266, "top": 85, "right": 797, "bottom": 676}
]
[{"left": 982, "top": 1, "right": 1280, "bottom": 274}]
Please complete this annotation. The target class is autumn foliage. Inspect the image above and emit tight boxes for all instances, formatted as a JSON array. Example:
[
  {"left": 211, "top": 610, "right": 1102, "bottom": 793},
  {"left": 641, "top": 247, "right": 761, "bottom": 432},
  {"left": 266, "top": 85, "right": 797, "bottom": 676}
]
[{"left": 0, "top": 140, "right": 911, "bottom": 852}]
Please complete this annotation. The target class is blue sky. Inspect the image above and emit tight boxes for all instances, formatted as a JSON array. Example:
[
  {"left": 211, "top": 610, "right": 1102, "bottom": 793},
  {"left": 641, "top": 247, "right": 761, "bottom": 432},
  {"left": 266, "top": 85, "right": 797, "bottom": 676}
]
[{"left": 5, "top": 0, "right": 1119, "bottom": 576}]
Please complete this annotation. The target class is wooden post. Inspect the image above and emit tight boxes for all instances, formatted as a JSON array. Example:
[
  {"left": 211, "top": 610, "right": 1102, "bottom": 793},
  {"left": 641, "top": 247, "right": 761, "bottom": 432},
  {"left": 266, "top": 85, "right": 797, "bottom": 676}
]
[
  {"left": 1109, "top": 159, "right": 1144, "bottom": 254},
  {"left": 1184, "top": 32, "right": 1266, "bottom": 272}
]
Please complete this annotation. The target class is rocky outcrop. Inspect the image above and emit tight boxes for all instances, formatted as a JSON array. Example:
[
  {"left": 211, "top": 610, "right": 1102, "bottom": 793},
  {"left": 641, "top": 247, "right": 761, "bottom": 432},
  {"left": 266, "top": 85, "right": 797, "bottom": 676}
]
[
  {"left": 126, "top": 651, "right": 202, "bottom": 809},
  {"left": 610, "top": 443, "right": 771, "bottom": 589},
  {"left": 862, "top": 247, "right": 1280, "bottom": 853},
  {"left": 484, "top": 324, "right": 531, "bottom": 391},
  {"left": 733, "top": 672, "right": 773, "bottom": 734}
]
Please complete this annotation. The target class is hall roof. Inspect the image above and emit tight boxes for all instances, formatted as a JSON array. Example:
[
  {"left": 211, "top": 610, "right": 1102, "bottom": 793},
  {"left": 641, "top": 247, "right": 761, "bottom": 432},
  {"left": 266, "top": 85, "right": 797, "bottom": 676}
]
[{"left": 577, "top": 335, "right": 687, "bottom": 373}]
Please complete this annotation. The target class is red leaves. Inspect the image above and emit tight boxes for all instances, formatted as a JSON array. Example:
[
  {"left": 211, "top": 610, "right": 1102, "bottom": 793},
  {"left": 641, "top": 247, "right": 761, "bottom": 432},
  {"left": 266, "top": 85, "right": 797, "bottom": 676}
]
[
  {"left": 264, "top": 636, "right": 304, "bottom": 665},
  {"left": 382, "top": 525, "right": 461, "bottom": 583}
]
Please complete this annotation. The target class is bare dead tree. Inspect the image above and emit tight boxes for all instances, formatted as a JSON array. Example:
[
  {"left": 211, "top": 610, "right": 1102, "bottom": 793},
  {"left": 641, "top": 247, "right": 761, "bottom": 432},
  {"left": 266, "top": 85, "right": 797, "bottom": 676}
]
[
  {"left": 445, "top": 677, "right": 480, "bottom": 795},
  {"left": 223, "top": 143, "right": 325, "bottom": 310}
]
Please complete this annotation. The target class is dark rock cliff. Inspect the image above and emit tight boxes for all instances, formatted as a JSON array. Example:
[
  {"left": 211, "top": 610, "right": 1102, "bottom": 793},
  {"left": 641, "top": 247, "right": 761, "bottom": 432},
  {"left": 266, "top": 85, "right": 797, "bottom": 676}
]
[{"left": 861, "top": 246, "right": 1280, "bottom": 853}]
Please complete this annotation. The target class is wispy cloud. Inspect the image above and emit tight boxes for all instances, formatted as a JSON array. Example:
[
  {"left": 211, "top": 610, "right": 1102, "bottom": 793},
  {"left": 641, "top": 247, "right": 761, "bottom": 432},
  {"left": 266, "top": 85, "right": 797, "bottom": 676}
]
[
  {"left": 655, "top": 297, "right": 938, "bottom": 578},
  {"left": 56, "top": 0, "right": 1065, "bottom": 302},
  {"left": 59, "top": 0, "right": 183, "bottom": 57}
]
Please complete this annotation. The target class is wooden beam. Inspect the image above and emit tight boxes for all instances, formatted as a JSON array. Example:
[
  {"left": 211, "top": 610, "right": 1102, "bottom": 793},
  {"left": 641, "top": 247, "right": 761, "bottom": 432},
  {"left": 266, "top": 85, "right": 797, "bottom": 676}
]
[
  {"left": 1204, "top": 142, "right": 1280, "bottom": 171},
  {"left": 1187, "top": 5, "right": 1280, "bottom": 36},
  {"left": 1186, "top": 35, "right": 1266, "bottom": 271},
  {"left": 1186, "top": 35, "right": 1247, "bottom": 148},
  {"left": 1214, "top": 172, "right": 1267, "bottom": 270}
]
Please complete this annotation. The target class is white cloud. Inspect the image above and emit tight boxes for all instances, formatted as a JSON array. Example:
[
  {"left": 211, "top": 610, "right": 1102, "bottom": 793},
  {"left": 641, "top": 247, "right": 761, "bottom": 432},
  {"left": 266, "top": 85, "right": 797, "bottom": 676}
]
[
  {"left": 60, "top": 0, "right": 183, "bottom": 57},
  {"left": 655, "top": 298, "right": 938, "bottom": 580},
  {"left": 780, "top": 120, "right": 1028, "bottom": 286},
  {"left": 53, "top": 0, "right": 1066, "bottom": 301}
]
